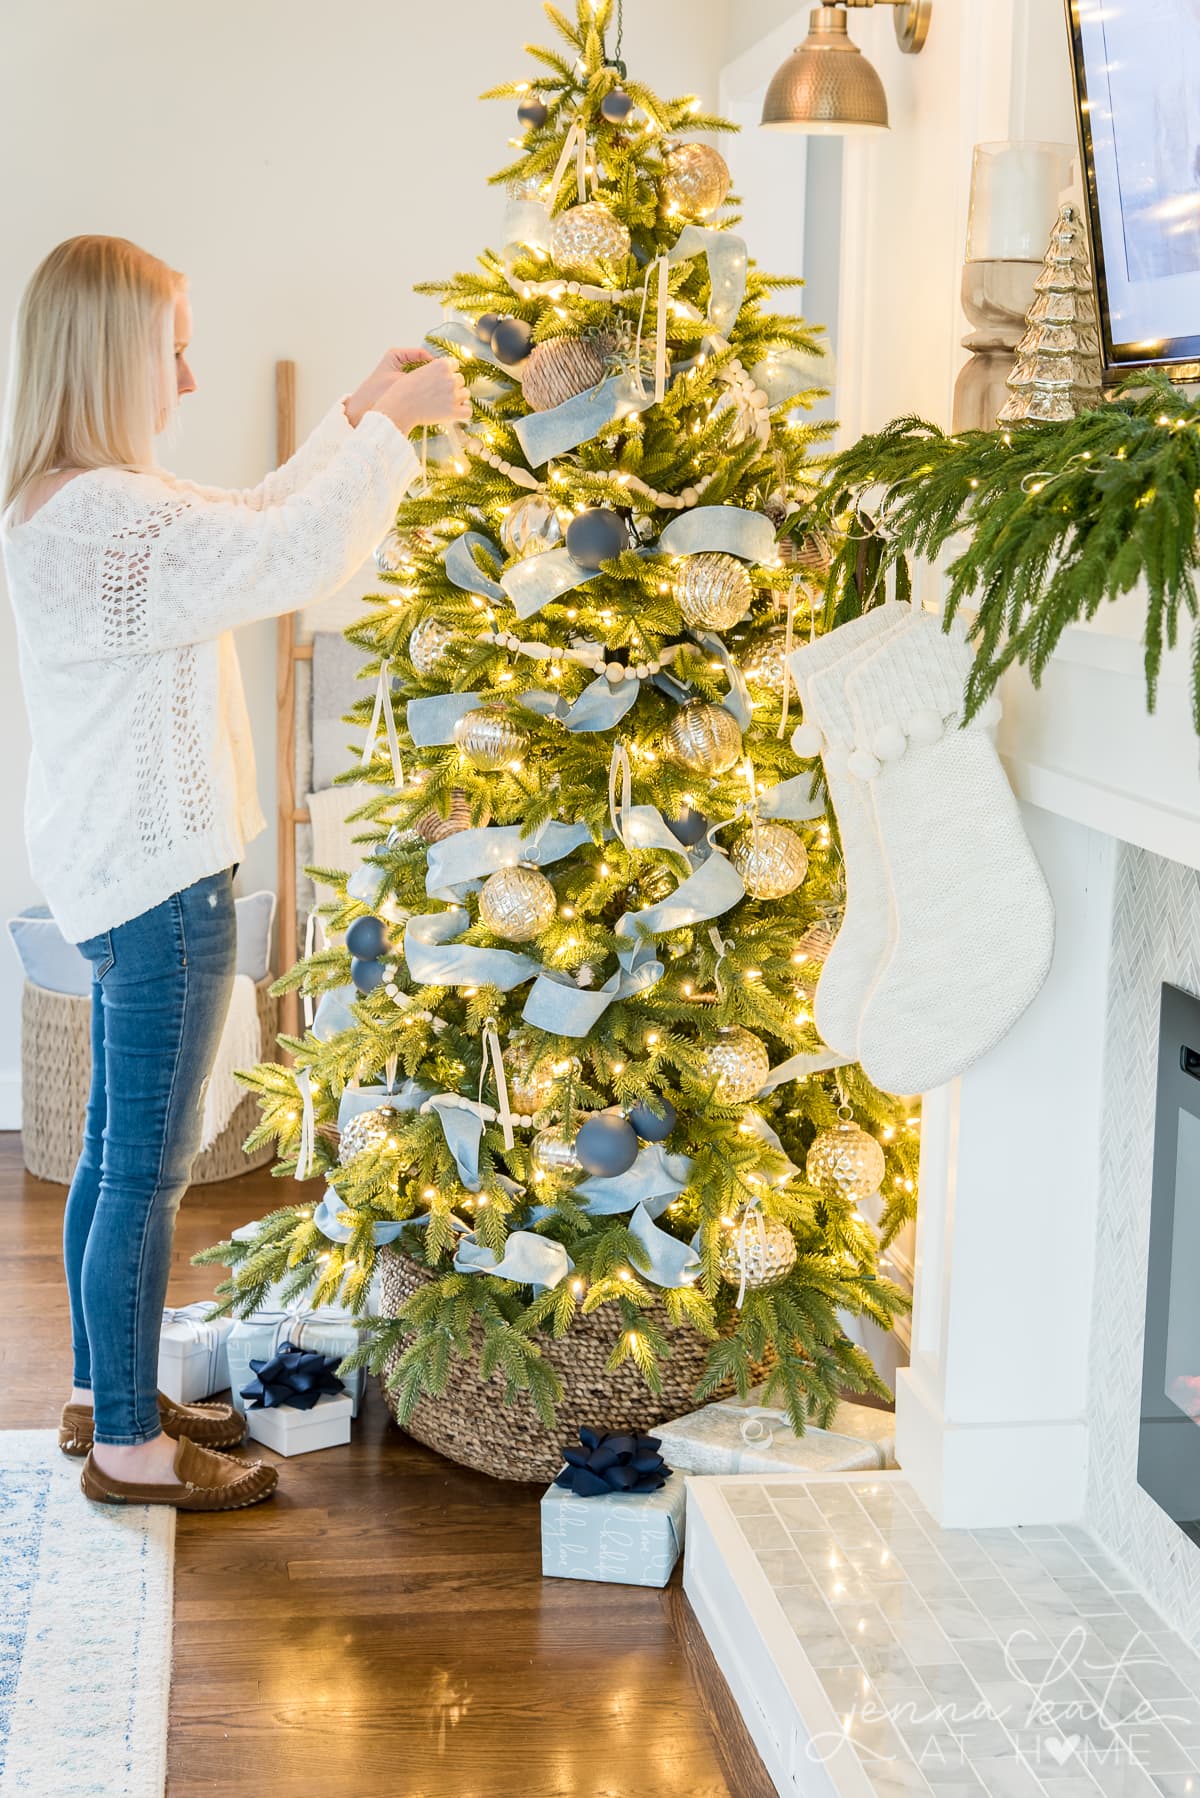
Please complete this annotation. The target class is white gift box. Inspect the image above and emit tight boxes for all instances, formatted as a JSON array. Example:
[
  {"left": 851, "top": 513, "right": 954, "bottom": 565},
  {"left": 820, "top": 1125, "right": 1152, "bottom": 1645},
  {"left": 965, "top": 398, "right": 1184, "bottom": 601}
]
[
  {"left": 158, "top": 1303, "right": 235, "bottom": 1404},
  {"left": 541, "top": 1477, "right": 686, "bottom": 1587},
  {"left": 244, "top": 1392, "right": 353, "bottom": 1457},
  {"left": 654, "top": 1392, "right": 895, "bottom": 1478},
  {"left": 226, "top": 1306, "right": 366, "bottom": 1417}
]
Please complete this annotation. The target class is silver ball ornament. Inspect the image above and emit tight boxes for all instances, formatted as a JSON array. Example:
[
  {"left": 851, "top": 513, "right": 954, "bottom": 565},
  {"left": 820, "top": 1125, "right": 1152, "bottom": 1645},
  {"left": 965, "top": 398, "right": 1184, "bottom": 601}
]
[
  {"left": 731, "top": 823, "right": 809, "bottom": 900},
  {"left": 501, "top": 494, "right": 568, "bottom": 559},
  {"left": 600, "top": 86, "right": 634, "bottom": 124},
  {"left": 338, "top": 1106, "right": 401, "bottom": 1164},
  {"left": 504, "top": 1042, "right": 557, "bottom": 1118},
  {"left": 806, "top": 1120, "right": 887, "bottom": 1203},
  {"left": 408, "top": 614, "right": 457, "bottom": 676},
  {"left": 717, "top": 1211, "right": 798, "bottom": 1292},
  {"left": 531, "top": 1125, "right": 582, "bottom": 1185},
  {"left": 550, "top": 201, "right": 632, "bottom": 270},
  {"left": 374, "top": 527, "right": 409, "bottom": 574},
  {"left": 699, "top": 1026, "right": 771, "bottom": 1103},
  {"left": 667, "top": 702, "right": 743, "bottom": 775},
  {"left": 453, "top": 707, "right": 528, "bottom": 771},
  {"left": 664, "top": 142, "right": 731, "bottom": 217},
  {"left": 674, "top": 551, "right": 754, "bottom": 630},
  {"left": 741, "top": 626, "right": 790, "bottom": 695},
  {"left": 478, "top": 865, "right": 556, "bottom": 942},
  {"left": 517, "top": 96, "right": 549, "bottom": 129}
]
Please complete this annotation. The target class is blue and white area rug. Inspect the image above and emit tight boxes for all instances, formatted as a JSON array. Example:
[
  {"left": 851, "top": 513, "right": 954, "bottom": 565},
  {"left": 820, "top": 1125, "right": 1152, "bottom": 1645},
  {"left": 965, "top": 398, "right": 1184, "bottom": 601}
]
[{"left": 0, "top": 1432, "right": 173, "bottom": 1796}]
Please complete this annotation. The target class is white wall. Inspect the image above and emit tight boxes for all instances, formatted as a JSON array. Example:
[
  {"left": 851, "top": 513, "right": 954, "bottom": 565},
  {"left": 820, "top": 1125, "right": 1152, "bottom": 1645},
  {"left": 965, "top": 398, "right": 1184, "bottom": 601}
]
[{"left": 0, "top": 0, "right": 731, "bottom": 1126}]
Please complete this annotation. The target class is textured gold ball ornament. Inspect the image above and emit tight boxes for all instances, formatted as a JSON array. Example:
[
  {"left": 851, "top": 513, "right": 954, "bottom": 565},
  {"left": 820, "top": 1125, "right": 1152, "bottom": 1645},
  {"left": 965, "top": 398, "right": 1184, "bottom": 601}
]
[
  {"left": 500, "top": 494, "right": 568, "bottom": 559},
  {"left": 478, "top": 865, "right": 556, "bottom": 942},
  {"left": 503, "top": 1042, "right": 557, "bottom": 1118},
  {"left": 338, "top": 1106, "right": 401, "bottom": 1164},
  {"left": 414, "top": 791, "right": 480, "bottom": 844},
  {"left": 550, "top": 201, "right": 632, "bottom": 270},
  {"left": 731, "top": 823, "right": 809, "bottom": 900},
  {"left": 717, "top": 1212, "right": 799, "bottom": 1291},
  {"left": 521, "top": 336, "right": 608, "bottom": 412},
  {"left": 806, "top": 1119, "right": 887, "bottom": 1203},
  {"left": 741, "top": 626, "right": 790, "bottom": 695},
  {"left": 664, "top": 142, "right": 732, "bottom": 217},
  {"left": 531, "top": 1125, "right": 582, "bottom": 1184},
  {"left": 408, "top": 614, "right": 457, "bottom": 676},
  {"left": 453, "top": 707, "right": 528, "bottom": 771},
  {"left": 700, "top": 1026, "right": 771, "bottom": 1102},
  {"left": 667, "top": 702, "right": 743, "bottom": 775},
  {"left": 675, "top": 552, "right": 754, "bottom": 631}
]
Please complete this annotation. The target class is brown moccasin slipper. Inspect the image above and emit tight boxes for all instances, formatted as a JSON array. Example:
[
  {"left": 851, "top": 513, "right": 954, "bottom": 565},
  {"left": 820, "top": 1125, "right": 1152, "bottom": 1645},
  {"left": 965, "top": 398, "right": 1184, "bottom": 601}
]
[
  {"left": 79, "top": 1435, "right": 278, "bottom": 1511},
  {"left": 60, "top": 1391, "right": 246, "bottom": 1458}
]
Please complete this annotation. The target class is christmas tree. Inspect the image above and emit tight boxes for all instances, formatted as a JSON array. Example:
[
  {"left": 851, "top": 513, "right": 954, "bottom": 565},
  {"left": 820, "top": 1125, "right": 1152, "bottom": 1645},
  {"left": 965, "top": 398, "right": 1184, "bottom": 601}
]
[
  {"left": 997, "top": 202, "right": 1102, "bottom": 426},
  {"left": 205, "top": 0, "right": 916, "bottom": 1437}
]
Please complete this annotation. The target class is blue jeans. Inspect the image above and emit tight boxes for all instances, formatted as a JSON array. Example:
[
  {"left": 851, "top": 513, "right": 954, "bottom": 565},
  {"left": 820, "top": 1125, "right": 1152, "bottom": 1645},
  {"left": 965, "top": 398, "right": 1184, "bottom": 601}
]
[{"left": 65, "top": 870, "right": 236, "bottom": 1445}]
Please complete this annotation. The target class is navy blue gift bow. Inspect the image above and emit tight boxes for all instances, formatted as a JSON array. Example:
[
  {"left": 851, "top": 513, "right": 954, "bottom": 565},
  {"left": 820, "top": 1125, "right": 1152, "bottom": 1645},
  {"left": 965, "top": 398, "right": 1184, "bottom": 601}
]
[
  {"left": 555, "top": 1426, "right": 673, "bottom": 1497},
  {"left": 239, "top": 1341, "right": 346, "bottom": 1411}
]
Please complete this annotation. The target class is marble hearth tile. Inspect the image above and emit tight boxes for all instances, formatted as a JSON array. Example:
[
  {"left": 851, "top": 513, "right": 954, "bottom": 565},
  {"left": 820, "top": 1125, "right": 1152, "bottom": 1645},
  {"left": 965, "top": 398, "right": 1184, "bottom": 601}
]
[
  {"left": 967, "top": 1759, "right": 1048, "bottom": 1798},
  {"left": 739, "top": 1512, "right": 794, "bottom": 1552},
  {"left": 1087, "top": 1764, "right": 1161, "bottom": 1797},
  {"left": 722, "top": 1483, "right": 770, "bottom": 1517},
  {"left": 1146, "top": 1775, "right": 1200, "bottom": 1796}
]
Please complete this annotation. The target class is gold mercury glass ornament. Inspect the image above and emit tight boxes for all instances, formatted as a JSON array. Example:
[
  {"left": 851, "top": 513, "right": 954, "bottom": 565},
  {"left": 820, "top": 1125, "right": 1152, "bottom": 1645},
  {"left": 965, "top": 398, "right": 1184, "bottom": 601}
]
[
  {"left": 408, "top": 614, "right": 457, "bottom": 676},
  {"left": 338, "top": 1105, "right": 401, "bottom": 1164},
  {"left": 675, "top": 551, "right": 754, "bottom": 631},
  {"left": 668, "top": 702, "right": 743, "bottom": 775},
  {"left": 664, "top": 142, "right": 731, "bottom": 217},
  {"left": 453, "top": 707, "right": 528, "bottom": 771},
  {"left": 478, "top": 865, "right": 556, "bottom": 942},
  {"left": 550, "top": 201, "right": 631, "bottom": 270},
  {"left": 806, "top": 1112, "right": 887, "bottom": 1202},
  {"left": 700, "top": 1026, "right": 771, "bottom": 1103},
  {"left": 731, "top": 822, "right": 809, "bottom": 900},
  {"left": 504, "top": 1042, "right": 558, "bottom": 1118},
  {"left": 717, "top": 1211, "right": 799, "bottom": 1292}
]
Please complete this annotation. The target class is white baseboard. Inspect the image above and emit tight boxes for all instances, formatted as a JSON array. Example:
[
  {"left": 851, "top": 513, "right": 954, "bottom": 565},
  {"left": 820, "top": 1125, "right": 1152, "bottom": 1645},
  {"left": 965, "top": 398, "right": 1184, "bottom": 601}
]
[{"left": 0, "top": 1068, "right": 22, "bottom": 1131}]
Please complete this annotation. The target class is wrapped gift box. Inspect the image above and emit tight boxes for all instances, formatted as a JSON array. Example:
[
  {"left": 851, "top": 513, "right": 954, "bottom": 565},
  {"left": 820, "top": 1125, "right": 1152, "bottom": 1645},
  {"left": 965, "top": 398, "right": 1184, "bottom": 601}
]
[
  {"left": 654, "top": 1393, "right": 895, "bottom": 1478},
  {"left": 541, "top": 1477, "right": 686, "bottom": 1587},
  {"left": 227, "top": 1308, "right": 366, "bottom": 1417},
  {"left": 158, "top": 1303, "right": 235, "bottom": 1404},
  {"left": 244, "top": 1392, "right": 353, "bottom": 1457}
]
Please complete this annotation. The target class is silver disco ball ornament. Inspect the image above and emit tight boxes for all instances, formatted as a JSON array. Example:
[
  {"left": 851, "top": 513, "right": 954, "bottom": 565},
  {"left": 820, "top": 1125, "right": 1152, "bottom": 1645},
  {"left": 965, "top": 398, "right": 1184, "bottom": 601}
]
[
  {"left": 806, "top": 1120, "right": 887, "bottom": 1203},
  {"left": 718, "top": 1211, "right": 798, "bottom": 1292},
  {"left": 664, "top": 142, "right": 732, "bottom": 217},
  {"left": 338, "top": 1105, "right": 402, "bottom": 1164},
  {"left": 550, "top": 201, "right": 632, "bottom": 270},
  {"left": 531, "top": 1124, "right": 582, "bottom": 1184},
  {"left": 700, "top": 1026, "right": 771, "bottom": 1103},
  {"left": 667, "top": 702, "right": 743, "bottom": 776},
  {"left": 675, "top": 552, "right": 754, "bottom": 631},
  {"left": 731, "top": 823, "right": 809, "bottom": 900},
  {"left": 477, "top": 865, "right": 556, "bottom": 942},
  {"left": 500, "top": 494, "right": 568, "bottom": 559},
  {"left": 741, "top": 626, "right": 790, "bottom": 695},
  {"left": 408, "top": 614, "right": 457, "bottom": 676},
  {"left": 453, "top": 707, "right": 528, "bottom": 771}
]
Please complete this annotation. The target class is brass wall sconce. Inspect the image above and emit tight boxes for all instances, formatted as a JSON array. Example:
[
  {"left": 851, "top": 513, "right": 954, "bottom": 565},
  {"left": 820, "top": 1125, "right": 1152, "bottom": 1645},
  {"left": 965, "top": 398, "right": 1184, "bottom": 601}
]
[{"left": 761, "top": 1, "right": 933, "bottom": 135}]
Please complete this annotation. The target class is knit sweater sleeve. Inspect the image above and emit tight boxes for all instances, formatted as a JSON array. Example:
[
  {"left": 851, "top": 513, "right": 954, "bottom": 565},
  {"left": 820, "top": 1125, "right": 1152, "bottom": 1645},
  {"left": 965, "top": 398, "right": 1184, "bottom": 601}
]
[
  {"left": 60, "top": 411, "right": 417, "bottom": 659},
  {"left": 165, "top": 400, "right": 357, "bottom": 510}
]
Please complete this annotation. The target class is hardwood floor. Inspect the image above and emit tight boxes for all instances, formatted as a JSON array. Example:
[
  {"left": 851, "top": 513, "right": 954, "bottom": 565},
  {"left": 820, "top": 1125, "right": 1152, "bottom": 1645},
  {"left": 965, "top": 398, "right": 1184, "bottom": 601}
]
[{"left": 0, "top": 1137, "right": 773, "bottom": 1798}]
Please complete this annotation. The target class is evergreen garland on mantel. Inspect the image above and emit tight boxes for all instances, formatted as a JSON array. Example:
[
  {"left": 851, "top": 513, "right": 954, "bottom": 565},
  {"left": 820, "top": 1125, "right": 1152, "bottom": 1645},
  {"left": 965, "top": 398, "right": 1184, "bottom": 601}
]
[{"left": 813, "top": 375, "right": 1200, "bottom": 728}]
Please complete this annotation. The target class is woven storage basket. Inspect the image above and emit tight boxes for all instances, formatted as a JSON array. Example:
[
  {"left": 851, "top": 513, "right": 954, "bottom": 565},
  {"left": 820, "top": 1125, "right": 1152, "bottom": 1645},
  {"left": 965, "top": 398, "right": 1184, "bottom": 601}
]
[
  {"left": 20, "top": 977, "right": 278, "bottom": 1186},
  {"left": 380, "top": 1244, "right": 772, "bottom": 1483}
]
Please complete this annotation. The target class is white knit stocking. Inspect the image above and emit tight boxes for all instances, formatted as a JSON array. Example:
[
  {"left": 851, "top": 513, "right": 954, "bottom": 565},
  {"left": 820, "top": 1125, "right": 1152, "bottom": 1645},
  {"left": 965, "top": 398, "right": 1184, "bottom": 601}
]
[
  {"left": 789, "top": 603, "right": 912, "bottom": 1057},
  {"left": 844, "top": 615, "right": 1055, "bottom": 1094}
]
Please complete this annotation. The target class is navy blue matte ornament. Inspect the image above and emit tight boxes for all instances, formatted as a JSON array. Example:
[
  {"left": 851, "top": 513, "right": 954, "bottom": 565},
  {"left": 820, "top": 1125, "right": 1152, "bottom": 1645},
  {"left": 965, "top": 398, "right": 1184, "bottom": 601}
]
[
  {"left": 555, "top": 1425, "right": 672, "bottom": 1496},
  {"left": 351, "top": 957, "right": 387, "bottom": 994},
  {"left": 576, "top": 1112, "right": 639, "bottom": 1177},
  {"left": 490, "top": 317, "right": 535, "bottom": 366},
  {"left": 476, "top": 311, "right": 503, "bottom": 345},
  {"left": 600, "top": 87, "right": 633, "bottom": 123},
  {"left": 517, "top": 96, "right": 549, "bottom": 129},
  {"left": 667, "top": 807, "right": 708, "bottom": 847},
  {"left": 345, "top": 914, "right": 388, "bottom": 960},
  {"left": 628, "top": 1096, "right": 677, "bottom": 1143},
  {"left": 565, "top": 507, "right": 627, "bottom": 571}
]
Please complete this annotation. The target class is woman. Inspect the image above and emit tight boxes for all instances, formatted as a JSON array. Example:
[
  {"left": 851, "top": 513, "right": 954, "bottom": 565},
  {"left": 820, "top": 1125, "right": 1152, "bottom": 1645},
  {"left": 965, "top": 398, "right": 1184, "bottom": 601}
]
[{"left": 2, "top": 235, "right": 468, "bottom": 1511}]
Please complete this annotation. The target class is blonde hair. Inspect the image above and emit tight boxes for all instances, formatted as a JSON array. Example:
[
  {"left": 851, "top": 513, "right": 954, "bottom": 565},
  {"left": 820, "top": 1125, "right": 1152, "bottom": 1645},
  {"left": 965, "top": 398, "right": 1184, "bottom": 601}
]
[{"left": 2, "top": 235, "right": 183, "bottom": 512}]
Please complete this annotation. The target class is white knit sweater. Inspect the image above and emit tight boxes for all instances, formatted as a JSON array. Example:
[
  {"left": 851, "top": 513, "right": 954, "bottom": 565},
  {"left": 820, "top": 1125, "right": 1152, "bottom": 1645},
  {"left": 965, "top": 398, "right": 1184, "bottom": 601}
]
[{"left": 3, "top": 403, "right": 418, "bottom": 943}]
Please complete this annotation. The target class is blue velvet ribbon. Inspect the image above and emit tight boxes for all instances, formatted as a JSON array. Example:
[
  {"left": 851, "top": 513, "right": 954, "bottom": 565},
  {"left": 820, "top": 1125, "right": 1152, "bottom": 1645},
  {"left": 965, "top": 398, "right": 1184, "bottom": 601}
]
[
  {"left": 757, "top": 774, "right": 827, "bottom": 823},
  {"left": 406, "top": 692, "right": 485, "bottom": 748},
  {"left": 346, "top": 858, "right": 388, "bottom": 906},
  {"left": 453, "top": 1228, "right": 573, "bottom": 1291},
  {"left": 615, "top": 851, "right": 745, "bottom": 972},
  {"left": 312, "top": 985, "right": 360, "bottom": 1041},
  {"left": 512, "top": 371, "right": 655, "bottom": 467},
  {"left": 531, "top": 1143, "right": 692, "bottom": 1223},
  {"left": 670, "top": 226, "right": 748, "bottom": 338},
  {"left": 758, "top": 1047, "right": 850, "bottom": 1096},
  {"left": 443, "top": 531, "right": 506, "bottom": 605},
  {"left": 629, "top": 1201, "right": 702, "bottom": 1288},
  {"left": 521, "top": 677, "right": 640, "bottom": 733},
  {"left": 500, "top": 546, "right": 598, "bottom": 620},
  {"left": 405, "top": 908, "right": 541, "bottom": 991},
  {"left": 337, "top": 1081, "right": 432, "bottom": 1128},
  {"left": 425, "top": 821, "right": 594, "bottom": 903},
  {"left": 658, "top": 505, "right": 775, "bottom": 563},
  {"left": 696, "top": 631, "right": 753, "bottom": 732},
  {"left": 751, "top": 345, "right": 834, "bottom": 406},
  {"left": 429, "top": 319, "right": 512, "bottom": 375},
  {"left": 313, "top": 1188, "right": 407, "bottom": 1246}
]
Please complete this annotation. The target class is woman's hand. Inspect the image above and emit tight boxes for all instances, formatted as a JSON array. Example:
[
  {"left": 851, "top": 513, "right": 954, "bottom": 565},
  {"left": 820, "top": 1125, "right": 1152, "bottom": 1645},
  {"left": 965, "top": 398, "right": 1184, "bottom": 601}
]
[
  {"left": 371, "top": 359, "right": 471, "bottom": 435},
  {"left": 344, "top": 347, "right": 434, "bottom": 427}
]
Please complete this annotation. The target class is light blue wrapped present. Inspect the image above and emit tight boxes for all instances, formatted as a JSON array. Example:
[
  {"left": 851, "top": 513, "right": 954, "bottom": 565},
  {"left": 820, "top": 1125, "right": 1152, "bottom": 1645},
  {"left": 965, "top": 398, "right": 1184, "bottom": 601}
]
[
  {"left": 226, "top": 1305, "right": 366, "bottom": 1418},
  {"left": 541, "top": 1478, "right": 686, "bottom": 1587},
  {"left": 158, "top": 1303, "right": 235, "bottom": 1405}
]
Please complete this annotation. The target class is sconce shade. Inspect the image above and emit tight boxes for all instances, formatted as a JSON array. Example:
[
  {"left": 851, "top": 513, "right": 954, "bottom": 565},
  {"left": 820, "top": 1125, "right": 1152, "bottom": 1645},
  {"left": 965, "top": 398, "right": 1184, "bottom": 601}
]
[{"left": 760, "top": 6, "right": 889, "bottom": 135}]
